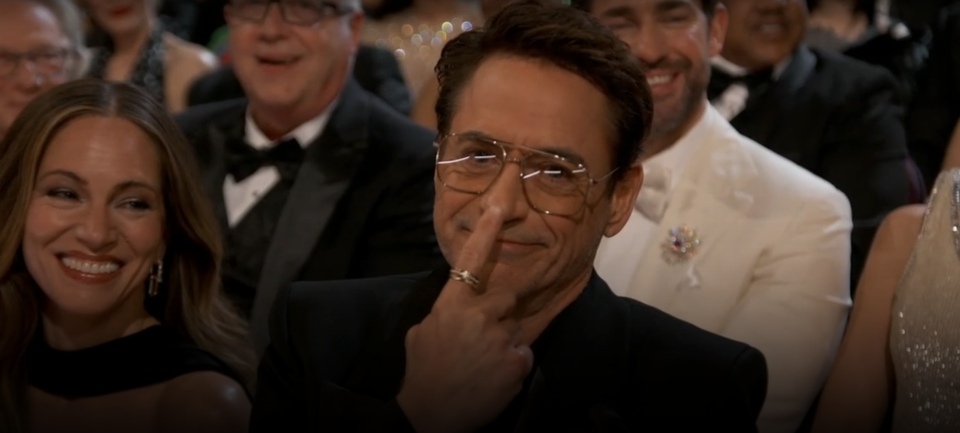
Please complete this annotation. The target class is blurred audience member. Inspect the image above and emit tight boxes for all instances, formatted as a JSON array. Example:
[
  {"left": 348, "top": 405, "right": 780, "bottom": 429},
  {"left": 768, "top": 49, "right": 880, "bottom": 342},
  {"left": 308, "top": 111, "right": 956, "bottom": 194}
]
[
  {"left": 891, "top": 0, "right": 960, "bottom": 32},
  {"left": 81, "top": 0, "right": 218, "bottom": 112},
  {"left": 410, "top": 0, "right": 568, "bottom": 129},
  {"left": 187, "top": 45, "right": 413, "bottom": 115},
  {"left": 0, "top": 0, "right": 87, "bottom": 143},
  {"left": 906, "top": 2, "right": 960, "bottom": 188},
  {"left": 361, "top": 0, "right": 483, "bottom": 104},
  {"left": 805, "top": 0, "right": 927, "bottom": 104},
  {"left": 585, "top": 0, "right": 851, "bottom": 432},
  {"left": 175, "top": 0, "right": 443, "bottom": 354},
  {"left": 813, "top": 169, "right": 960, "bottom": 433},
  {"left": 0, "top": 79, "right": 254, "bottom": 433},
  {"left": 250, "top": 3, "right": 768, "bottom": 431},
  {"left": 191, "top": 0, "right": 228, "bottom": 47},
  {"left": 710, "top": 0, "right": 921, "bottom": 292}
]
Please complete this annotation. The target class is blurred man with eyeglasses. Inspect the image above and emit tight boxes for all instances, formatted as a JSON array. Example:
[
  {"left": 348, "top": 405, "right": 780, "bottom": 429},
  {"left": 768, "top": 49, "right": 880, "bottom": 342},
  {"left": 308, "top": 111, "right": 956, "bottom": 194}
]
[
  {"left": 0, "top": 0, "right": 86, "bottom": 143},
  {"left": 579, "top": 0, "right": 853, "bottom": 431},
  {"left": 251, "top": 2, "right": 768, "bottom": 432},
  {"left": 174, "top": 0, "right": 443, "bottom": 354}
]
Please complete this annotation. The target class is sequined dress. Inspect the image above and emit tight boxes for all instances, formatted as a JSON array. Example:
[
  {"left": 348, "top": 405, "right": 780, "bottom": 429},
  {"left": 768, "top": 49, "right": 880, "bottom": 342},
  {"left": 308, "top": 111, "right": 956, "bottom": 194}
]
[
  {"left": 87, "top": 24, "right": 167, "bottom": 106},
  {"left": 361, "top": 6, "right": 483, "bottom": 102},
  {"left": 890, "top": 168, "right": 960, "bottom": 431}
]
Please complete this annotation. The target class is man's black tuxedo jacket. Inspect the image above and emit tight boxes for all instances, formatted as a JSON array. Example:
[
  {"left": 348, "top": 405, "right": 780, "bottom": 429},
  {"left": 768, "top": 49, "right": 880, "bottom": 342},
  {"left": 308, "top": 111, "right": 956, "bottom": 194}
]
[
  {"left": 722, "top": 45, "right": 922, "bottom": 292},
  {"left": 174, "top": 80, "right": 444, "bottom": 352},
  {"left": 187, "top": 45, "right": 413, "bottom": 115},
  {"left": 907, "top": 3, "right": 960, "bottom": 189},
  {"left": 251, "top": 267, "right": 769, "bottom": 432}
]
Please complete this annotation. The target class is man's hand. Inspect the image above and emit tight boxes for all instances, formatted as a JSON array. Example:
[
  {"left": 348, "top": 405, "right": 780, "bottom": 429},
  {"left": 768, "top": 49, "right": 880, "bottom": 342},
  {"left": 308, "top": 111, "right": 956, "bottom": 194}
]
[{"left": 397, "top": 208, "right": 534, "bottom": 433}]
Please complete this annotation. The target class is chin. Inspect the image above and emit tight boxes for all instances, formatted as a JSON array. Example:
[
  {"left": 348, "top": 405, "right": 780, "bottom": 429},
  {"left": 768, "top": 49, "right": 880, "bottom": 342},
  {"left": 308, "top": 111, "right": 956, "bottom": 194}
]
[{"left": 43, "top": 291, "right": 126, "bottom": 319}]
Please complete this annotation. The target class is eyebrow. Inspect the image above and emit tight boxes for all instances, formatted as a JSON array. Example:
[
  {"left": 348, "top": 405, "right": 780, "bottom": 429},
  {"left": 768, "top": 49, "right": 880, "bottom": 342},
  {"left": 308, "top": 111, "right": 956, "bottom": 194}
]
[
  {"left": 656, "top": 0, "right": 694, "bottom": 14},
  {"left": 459, "top": 130, "right": 588, "bottom": 165},
  {"left": 39, "top": 169, "right": 160, "bottom": 195},
  {"left": 598, "top": 5, "right": 635, "bottom": 19}
]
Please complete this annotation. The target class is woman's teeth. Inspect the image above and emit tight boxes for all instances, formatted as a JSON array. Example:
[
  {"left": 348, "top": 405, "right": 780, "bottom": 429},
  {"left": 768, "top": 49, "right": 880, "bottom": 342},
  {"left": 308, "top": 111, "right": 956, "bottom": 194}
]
[{"left": 61, "top": 257, "right": 120, "bottom": 274}]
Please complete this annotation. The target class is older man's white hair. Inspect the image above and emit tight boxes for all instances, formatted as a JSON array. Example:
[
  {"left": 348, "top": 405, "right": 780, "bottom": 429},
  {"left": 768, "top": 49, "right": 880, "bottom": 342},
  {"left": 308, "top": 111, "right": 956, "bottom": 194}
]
[{"left": 1, "top": 0, "right": 90, "bottom": 78}]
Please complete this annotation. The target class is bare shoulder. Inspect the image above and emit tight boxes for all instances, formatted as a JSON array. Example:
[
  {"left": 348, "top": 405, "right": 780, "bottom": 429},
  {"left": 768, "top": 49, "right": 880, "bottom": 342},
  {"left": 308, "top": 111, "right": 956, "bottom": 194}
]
[
  {"left": 158, "top": 371, "right": 250, "bottom": 433},
  {"left": 873, "top": 204, "right": 927, "bottom": 252},
  {"left": 163, "top": 33, "right": 219, "bottom": 70},
  {"left": 852, "top": 204, "right": 927, "bottom": 304}
]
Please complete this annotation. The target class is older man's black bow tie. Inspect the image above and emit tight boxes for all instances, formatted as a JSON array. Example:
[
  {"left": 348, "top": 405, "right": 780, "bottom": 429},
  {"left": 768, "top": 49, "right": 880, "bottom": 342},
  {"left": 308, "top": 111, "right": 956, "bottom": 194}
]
[
  {"left": 707, "top": 66, "right": 775, "bottom": 101},
  {"left": 225, "top": 138, "right": 305, "bottom": 182}
]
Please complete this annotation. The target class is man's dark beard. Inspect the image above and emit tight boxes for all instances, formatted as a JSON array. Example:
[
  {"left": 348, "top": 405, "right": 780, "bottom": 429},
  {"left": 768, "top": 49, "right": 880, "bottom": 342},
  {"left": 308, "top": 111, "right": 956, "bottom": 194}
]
[{"left": 639, "top": 57, "right": 705, "bottom": 142}]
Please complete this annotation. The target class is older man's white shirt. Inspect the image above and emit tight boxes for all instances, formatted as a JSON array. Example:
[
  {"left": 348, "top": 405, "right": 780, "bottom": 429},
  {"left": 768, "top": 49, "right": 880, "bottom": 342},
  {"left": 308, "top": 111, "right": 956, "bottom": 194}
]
[{"left": 595, "top": 105, "right": 852, "bottom": 433}]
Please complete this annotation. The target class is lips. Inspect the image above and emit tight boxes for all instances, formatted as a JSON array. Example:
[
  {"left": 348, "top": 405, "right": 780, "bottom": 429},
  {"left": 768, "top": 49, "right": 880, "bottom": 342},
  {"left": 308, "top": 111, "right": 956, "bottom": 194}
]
[
  {"left": 257, "top": 54, "right": 301, "bottom": 66},
  {"left": 57, "top": 253, "right": 124, "bottom": 284},
  {"left": 644, "top": 70, "right": 681, "bottom": 99},
  {"left": 108, "top": 5, "right": 132, "bottom": 17},
  {"left": 255, "top": 54, "right": 302, "bottom": 75},
  {"left": 646, "top": 73, "right": 676, "bottom": 87},
  {"left": 753, "top": 18, "right": 788, "bottom": 37}
]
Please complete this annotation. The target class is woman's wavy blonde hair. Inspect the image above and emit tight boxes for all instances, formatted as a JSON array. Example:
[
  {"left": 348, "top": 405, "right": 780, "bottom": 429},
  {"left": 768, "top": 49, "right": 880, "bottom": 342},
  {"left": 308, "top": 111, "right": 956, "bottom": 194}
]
[{"left": 0, "top": 79, "right": 256, "bottom": 433}]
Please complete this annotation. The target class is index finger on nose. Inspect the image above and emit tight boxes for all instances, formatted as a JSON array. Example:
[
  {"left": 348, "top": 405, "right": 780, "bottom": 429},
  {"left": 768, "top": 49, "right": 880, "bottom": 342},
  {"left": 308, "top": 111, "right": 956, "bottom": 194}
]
[{"left": 436, "top": 207, "right": 504, "bottom": 305}]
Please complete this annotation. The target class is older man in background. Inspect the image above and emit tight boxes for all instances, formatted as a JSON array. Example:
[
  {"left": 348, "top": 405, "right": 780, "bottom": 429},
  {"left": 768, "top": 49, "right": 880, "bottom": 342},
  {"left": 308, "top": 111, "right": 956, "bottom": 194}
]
[{"left": 0, "top": 0, "right": 87, "bottom": 143}]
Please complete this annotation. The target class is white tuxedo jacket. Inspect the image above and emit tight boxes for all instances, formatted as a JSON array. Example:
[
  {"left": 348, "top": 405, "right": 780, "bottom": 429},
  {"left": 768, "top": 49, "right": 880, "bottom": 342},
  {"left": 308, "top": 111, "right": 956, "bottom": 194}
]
[{"left": 595, "top": 107, "right": 853, "bottom": 433}]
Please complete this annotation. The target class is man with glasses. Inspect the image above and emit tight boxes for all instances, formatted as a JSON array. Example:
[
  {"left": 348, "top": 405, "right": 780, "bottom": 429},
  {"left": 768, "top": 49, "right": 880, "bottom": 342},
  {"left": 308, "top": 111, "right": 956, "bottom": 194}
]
[
  {"left": 174, "top": 0, "right": 442, "bottom": 354},
  {"left": 0, "top": 0, "right": 86, "bottom": 143},
  {"left": 251, "top": 2, "right": 768, "bottom": 432}
]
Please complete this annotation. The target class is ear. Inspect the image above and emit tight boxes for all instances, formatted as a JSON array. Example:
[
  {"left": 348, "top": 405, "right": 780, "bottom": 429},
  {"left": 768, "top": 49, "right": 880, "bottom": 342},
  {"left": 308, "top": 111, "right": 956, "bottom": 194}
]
[
  {"left": 223, "top": 4, "right": 236, "bottom": 25},
  {"left": 707, "top": 3, "right": 729, "bottom": 58},
  {"left": 347, "top": 11, "right": 365, "bottom": 53},
  {"left": 604, "top": 162, "right": 643, "bottom": 237}
]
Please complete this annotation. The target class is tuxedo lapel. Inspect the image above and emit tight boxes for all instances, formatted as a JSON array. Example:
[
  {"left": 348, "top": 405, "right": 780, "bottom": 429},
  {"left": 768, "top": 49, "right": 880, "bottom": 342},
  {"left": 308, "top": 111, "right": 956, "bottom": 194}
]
[
  {"left": 732, "top": 46, "right": 816, "bottom": 156},
  {"left": 201, "top": 103, "right": 247, "bottom": 239},
  {"left": 629, "top": 108, "right": 759, "bottom": 311},
  {"left": 352, "top": 267, "right": 448, "bottom": 398},
  {"left": 250, "top": 80, "right": 372, "bottom": 353}
]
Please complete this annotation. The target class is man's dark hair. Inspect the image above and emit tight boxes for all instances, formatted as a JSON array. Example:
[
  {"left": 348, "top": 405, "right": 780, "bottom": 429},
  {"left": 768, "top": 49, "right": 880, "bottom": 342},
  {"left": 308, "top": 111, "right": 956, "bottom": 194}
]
[
  {"left": 434, "top": 0, "right": 653, "bottom": 182},
  {"left": 573, "top": 0, "right": 719, "bottom": 17}
]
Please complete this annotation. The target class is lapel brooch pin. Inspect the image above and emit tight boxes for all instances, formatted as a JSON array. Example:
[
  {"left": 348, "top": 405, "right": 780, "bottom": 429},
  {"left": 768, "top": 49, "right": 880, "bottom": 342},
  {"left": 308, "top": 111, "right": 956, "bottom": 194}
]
[{"left": 661, "top": 225, "right": 700, "bottom": 265}]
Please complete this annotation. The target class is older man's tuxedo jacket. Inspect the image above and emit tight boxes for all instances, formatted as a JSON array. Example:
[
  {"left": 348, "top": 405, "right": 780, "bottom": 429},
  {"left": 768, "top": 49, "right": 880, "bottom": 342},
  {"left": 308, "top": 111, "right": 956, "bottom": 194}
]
[
  {"left": 250, "top": 267, "right": 769, "bottom": 432},
  {"left": 174, "top": 80, "right": 444, "bottom": 353}
]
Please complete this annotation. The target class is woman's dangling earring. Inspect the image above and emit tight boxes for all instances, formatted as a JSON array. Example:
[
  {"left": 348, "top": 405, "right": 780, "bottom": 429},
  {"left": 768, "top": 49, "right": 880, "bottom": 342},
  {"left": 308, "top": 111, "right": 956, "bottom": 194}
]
[{"left": 147, "top": 260, "right": 164, "bottom": 297}]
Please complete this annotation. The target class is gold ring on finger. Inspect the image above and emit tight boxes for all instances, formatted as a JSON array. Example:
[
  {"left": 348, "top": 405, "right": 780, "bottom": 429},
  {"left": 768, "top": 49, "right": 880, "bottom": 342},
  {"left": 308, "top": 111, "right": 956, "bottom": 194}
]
[{"left": 449, "top": 268, "right": 481, "bottom": 291}]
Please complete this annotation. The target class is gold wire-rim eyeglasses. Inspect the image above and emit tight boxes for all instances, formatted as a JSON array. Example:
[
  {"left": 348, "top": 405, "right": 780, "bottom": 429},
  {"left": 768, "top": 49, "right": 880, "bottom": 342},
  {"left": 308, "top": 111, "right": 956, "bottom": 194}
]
[
  {"left": 227, "top": 0, "right": 353, "bottom": 26},
  {"left": 433, "top": 132, "right": 618, "bottom": 217}
]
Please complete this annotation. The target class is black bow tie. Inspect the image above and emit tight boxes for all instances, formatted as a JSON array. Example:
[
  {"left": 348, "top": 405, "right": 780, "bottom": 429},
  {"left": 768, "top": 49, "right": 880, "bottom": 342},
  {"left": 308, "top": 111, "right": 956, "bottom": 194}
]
[
  {"left": 708, "top": 66, "right": 775, "bottom": 101},
  {"left": 225, "top": 137, "right": 305, "bottom": 182}
]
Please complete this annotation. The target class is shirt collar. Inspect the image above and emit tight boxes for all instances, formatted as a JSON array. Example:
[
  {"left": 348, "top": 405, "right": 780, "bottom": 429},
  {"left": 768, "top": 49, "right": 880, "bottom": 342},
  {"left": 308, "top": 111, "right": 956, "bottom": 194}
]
[
  {"left": 711, "top": 54, "right": 793, "bottom": 80},
  {"left": 244, "top": 99, "right": 339, "bottom": 150}
]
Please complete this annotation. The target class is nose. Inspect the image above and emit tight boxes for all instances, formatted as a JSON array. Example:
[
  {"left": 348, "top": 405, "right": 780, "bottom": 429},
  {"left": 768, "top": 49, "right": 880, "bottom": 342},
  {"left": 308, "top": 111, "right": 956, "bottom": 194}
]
[
  {"left": 12, "top": 60, "right": 42, "bottom": 91},
  {"left": 478, "top": 159, "right": 531, "bottom": 222},
  {"left": 75, "top": 205, "right": 118, "bottom": 252},
  {"left": 756, "top": 0, "right": 789, "bottom": 11},
  {"left": 259, "top": 3, "right": 288, "bottom": 40},
  {"left": 627, "top": 23, "right": 668, "bottom": 68}
]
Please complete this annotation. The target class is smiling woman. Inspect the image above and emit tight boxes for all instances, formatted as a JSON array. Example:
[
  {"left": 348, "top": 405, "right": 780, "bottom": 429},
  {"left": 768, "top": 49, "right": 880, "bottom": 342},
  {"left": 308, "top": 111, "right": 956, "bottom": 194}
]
[{"left": 0, "top": 79, "right": 254, "bottom": 433}]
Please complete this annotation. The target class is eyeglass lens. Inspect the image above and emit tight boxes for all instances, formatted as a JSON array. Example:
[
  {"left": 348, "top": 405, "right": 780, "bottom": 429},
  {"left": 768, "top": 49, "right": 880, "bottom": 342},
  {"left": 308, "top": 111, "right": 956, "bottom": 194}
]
[
  {"left": 230, "top": 0, "right": 340, "bottom": 25},
  {"left": 436, "top": 135, "right": 591, "bottom": 216},
  {"left": 0, "top": 50, "right": 67, "bottom": 77}
]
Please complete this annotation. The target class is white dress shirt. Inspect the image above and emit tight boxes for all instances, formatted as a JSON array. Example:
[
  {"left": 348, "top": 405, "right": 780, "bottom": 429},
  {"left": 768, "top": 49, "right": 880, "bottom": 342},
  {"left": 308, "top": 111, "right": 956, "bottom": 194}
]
[
  {"left": 594, "top": 106, "right": 709, "bottom": 295},
  {"left": 710, "top": 55, "right": 791, "bottom": 121},
  {"left": 223, "top": 105, "right": 336, "bottom": 227}
]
